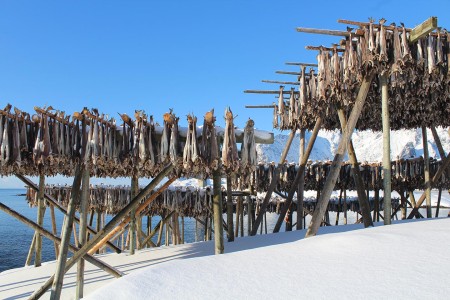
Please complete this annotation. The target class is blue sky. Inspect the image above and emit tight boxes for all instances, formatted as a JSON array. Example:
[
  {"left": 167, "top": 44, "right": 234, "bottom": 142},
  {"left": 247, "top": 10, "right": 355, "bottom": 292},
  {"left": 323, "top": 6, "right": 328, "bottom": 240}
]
[{"left": 0, "top": 0, "right": 448, "bottom": 187}]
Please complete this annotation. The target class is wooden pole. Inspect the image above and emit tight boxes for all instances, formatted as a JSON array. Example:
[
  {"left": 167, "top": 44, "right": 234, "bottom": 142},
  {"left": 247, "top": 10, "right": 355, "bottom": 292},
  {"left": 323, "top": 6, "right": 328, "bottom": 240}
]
[
  {"left": 212, "top": 169, "right": 224, "bottom": 254},
  {"left": 51, "top": 164, "right": 83, "bottom": 299},
  {"left": 422, "top": 127, "right": 432, "bottom": 218},
  {"left": 380, "top": 74, "right": 392, "bottom": 225},
  {"left": 273, "top": 117, "right": 323, "bottom": 233},
  {"left": 251, "top": 128, "right": 296, "bottom": 236},
  {"left": 76, "top": 167, "right": 90, "bottom": 300},
  {"left": 50, "top": 205, "right": 59, "bottom": 258},
  {"left": 226, "top": 175, "right": 234, "bottom": 242},
  {"left": 305, "top": 73, "right": 374, "bottom": 237},
  {"left": 25, "top": 233, "right": 37, "bottom": 266},
  {"left": 0, "top": 202, "right": 122, "bottom": 279},
  {"left": 15, "top": 175, "right": 121, "bottom": 253},
  {"left": 337, "top": 109, "right": 373, "bottom": 227},
  {"left": 35, "top": 172, "right": 46, "bottom": 267},
  {"left": 247, "top": 196, "right": 252, "bottom": 235},
  {"left": 130, "top": 175, "right": 138, "bottom": 254},
  {"left": 29, "top": 164, "right": 174, "bottom": 300},
  {"left": 235, "top": 195, "right": 241, "bottom": 238},
  {"left": 436, "top": 188, "right": 442, "bottom": 218},
  {"left": 297, "top": 129, "right": 306, "bottom": 230}
]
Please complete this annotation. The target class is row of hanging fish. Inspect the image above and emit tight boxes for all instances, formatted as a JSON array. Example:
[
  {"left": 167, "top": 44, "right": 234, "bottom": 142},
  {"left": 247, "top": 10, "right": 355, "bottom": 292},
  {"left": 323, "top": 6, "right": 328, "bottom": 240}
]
[
  {"left": 26, "top": 184, "right": 226, "bottom": 217},
  {"left": 0, "top": 106, "right": 258, "bottom": 180},
  {"left": 254, "top": 157, "right": 448, "bottom": 194},
  {"left": 272, "top": 19, "right": 450, "bottom": 132},
  {"left": 259, "top": 193, "right": 401, "bottom": 214}
]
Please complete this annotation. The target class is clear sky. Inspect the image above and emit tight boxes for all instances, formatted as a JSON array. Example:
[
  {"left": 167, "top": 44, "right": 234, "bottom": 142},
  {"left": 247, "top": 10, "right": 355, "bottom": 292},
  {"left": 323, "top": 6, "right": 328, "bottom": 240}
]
[{"left": 0, "top": 0, "right": 448, "bottom": 187}]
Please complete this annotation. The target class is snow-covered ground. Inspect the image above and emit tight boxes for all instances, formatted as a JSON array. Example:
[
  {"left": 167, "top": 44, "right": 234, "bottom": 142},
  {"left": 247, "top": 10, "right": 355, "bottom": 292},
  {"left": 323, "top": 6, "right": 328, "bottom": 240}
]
[
  {"left": 1, "top": 216, "right": 449, "bottom": 300},
  {"left": 85, "top": 218, "right": 450, "bottom": 299}
]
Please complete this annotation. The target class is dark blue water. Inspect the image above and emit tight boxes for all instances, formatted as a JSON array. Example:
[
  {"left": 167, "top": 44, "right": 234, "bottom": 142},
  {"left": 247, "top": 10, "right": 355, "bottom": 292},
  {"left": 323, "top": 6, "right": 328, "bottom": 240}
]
[{"left": 0, "top": 189, "right": 203, "bottom": 273}]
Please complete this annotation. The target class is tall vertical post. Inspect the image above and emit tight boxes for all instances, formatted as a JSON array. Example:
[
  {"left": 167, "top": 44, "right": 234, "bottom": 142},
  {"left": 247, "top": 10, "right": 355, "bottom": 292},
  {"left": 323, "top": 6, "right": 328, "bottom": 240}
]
[
  {"left": 422, "top": 127, "right": 432, "bottom": 218},
  {"left": 76, "top": 167, "right": 90, "bottom": 300},
  {"left": 50, "top": 164, "right": 83, "bottom": 299},
  {"left": 212, "top": 169, "right": 224, "bottom": 254},
  {"left": 297, "top": 129, "right": 306, "bottom": 230},
  {"left": 35, "top": 172, "right": 46, "bottom": 267},
  {"left": 380, "top": 74, "right": 392, "bottom": 225},
  {"left": 130, "top": 175, "right": 138, "bottom": 254},
  {"left": 226, "top": 174, "right": 234, "bottom": 242}
]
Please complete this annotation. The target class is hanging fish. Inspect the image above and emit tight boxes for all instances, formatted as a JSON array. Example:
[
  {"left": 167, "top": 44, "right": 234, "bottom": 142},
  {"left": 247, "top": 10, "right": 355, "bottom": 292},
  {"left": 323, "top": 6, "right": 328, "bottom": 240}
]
[
  {"left": 400, "top": 23, "right": 411, "bottom": 62},
  {"left": 169, "top": 115, "right": 180, "bottom": 164},
  {"left": 427, "top": 33, "right": 436, "bottom": 74},
  {"left": 378, "top": 18, "right": 388, "bottom": 62},
  {"left": 240, "top": 118, "right": 256, "bottom": 169},
  {"left": 221, "top": 107, "right": 239, "bottom": 173},
  {"left": 160, "top": 111, "right": 172, "bottom": 163}
]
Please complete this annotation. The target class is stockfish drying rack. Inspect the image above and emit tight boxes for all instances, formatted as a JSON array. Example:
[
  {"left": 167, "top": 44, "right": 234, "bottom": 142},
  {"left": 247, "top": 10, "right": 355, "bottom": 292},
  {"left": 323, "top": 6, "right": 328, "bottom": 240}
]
[{"left": 1, "top": 16, "right": 450, "bottom": 300}]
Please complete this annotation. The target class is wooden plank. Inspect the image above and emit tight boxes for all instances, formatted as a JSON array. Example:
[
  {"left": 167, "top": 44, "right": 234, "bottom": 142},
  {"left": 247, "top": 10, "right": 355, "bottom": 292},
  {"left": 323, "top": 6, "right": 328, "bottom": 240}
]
[
  {"left": 76, "top": 167, "right": 90, "bottom": 300},
  {"left": 245, "top": 105, "right": 276, "bottom": 109},
  {"left": 35, "top": 173, "right": 46, "bottom": 267},
  {"left": 410, "top": 17, "right": 437, "bottom": 43},
  {"left": 296, "top": 129, "right": 306, "bottom": 230},
  {"left": 305, "top": 73, "right": 375, "bottom": 238},
  {"left": 226, "top": 175, "right": 234, "bottom": 242}
]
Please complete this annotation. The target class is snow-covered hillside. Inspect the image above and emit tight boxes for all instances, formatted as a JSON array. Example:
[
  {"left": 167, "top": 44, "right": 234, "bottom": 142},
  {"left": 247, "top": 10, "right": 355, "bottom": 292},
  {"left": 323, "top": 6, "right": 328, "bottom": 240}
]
[{"left": 256, "top": 127, "right": 450, "bottom": 163}]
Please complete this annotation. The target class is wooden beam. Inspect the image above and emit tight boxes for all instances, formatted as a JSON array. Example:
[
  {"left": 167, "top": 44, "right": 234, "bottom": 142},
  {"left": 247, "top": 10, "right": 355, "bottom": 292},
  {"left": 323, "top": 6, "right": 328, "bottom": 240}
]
[
  {"left": 305, "top": 72, "right": 375, "bottom": 238},
  {"left": 28, "top": 164, "right": 174, "bottom": 300},
  {"left": 422, "top": 127, "right": 432, "bottom": 218},
  {"left": 244, "top": 90, "right": 297, "bottom": 95},
  {"left": 306, "top": 46, "right": 345, "bottom": 52},
  {"left": 51, "top": 164, "right": 83, "bottom": 299},
  {"left": 213, "top": 169, "right": 224, "bottom": 254},
  {"left": 34, "top": 173, "right": 45, "bottom": 267},
  {"left": 76, "top": 167, "right": 90, "bottom": 300},
  {"left": 381, "top": 74, "right": 392, "bottom": 225},
  {"left": 296, "top": 129, "right": 306, "bottom": 230},
  {"left": 337, "top": 109, "right": 373, "bottom": 228},
  {"left": 273, "top": 117, "right": 323, "bottom": 233},
  {"left": 275, "top": 71, "right": 302, "bottom": 76},
  {"left": 0, "top": 202, "right": 123, "bottom": 279},
  {"left": 296, "top": 27, "right": 354, "bottom": 37},
  {"left": 262, "top": 80, "right": 299, "bottom": 85},
  {"left": 285, "top": 62, "right": 318, "bottom": 67},
  {"left": 410, "top": 17, "right": 438, "bottom": 43},
  {"left": 251, "top": 128, "right": 297, "bottom": 236}
]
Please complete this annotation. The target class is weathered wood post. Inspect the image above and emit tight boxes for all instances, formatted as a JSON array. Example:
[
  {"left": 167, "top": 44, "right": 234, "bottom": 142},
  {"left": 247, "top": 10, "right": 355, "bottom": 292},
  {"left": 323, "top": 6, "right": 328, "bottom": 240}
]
[
  {"left": 130, "top": 175, "right": 139, "bottom": 254},
  {"left": 297, "top": 128, "right": 306, "bottom": 230},
  {"left": 380, "top": 73, "right": 392, "bottom": 225},
  {"left": 35, "top": 171, "right": 46, "bottom": 267},
  {"left": 50, "top": 164, "right": 83, "bottom": 299},
  {"left": 212, "top": 169, "right": 224, "bottom": 254},
  {"left": 422, "top": 127, "right": 432, "bottom": 218},
  {"left": 226, "top": 174, "right": 234, "bottom": 242},
  {"left": 305, "top": 73, "right": 374, "bottom": 237},
  {"left": 76, "top": 167, "right": 90, "bottom": 300}
]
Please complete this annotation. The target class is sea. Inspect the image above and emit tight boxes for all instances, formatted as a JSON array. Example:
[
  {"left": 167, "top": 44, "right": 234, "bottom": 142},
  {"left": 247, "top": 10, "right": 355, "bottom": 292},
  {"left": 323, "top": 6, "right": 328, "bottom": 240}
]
[{"left": 1, "top": 188, "right": 449, "bottom": 273}]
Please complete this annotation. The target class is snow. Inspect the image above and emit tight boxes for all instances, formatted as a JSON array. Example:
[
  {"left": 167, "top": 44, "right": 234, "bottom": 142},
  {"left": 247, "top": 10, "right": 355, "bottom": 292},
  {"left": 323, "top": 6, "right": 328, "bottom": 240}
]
[
  {"left": 257, "top": 127, "right": 450, "bottom": 163},
  {"left": 84, "top": 218, "right": 450, "bottom": 300}
]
